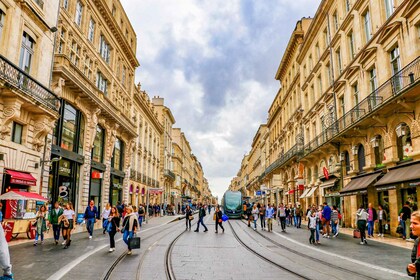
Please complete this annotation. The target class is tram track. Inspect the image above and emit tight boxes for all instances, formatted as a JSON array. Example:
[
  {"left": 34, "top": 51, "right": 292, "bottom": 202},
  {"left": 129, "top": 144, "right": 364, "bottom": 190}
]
[{"left": 227, "top": 220, "right": 311, "bottom": 280}]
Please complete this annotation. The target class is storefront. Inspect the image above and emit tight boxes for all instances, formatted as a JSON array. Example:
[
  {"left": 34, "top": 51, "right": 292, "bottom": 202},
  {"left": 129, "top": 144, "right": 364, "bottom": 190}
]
[
  {"left": 320, "top": 178, "right": 340, "bottom": 207},
  {"left": 90, "top": 168, "right": 104, "bottom": 210}
]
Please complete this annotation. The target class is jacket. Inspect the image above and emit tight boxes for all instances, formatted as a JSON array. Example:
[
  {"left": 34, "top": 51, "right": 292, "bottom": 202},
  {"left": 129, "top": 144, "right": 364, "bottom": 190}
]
[
  {"left": 199, "top": 207, "right": 206, "bottom": 218},
  {"left": 265, "top": 207, "right": 274, "bottom": 219},
  {"left": 122, "top": 213, "right": 139, "bottom": 232},
  {"left": 322, "top": 205, "right": 332, "bottom": 220},
  {"left": 185, "top": 208, "right": 193, "bottom": 218},
  {"left": 50, "top": 207, "right": 64, "bottom": 225},
  {"left": 215, "top": 211, "right": 223, "bottom": 222},
  {"left": 84, "top": 206, "right": 99, "bottom": 219},
  {"left": 108, "top": 216, "right": 121, "bottom": 232},
  {"left": 356, "top": 208, "right": 369, "bottom": 222},
  {"left": 35, "top": 211, "right": 48, "bottom": 234},
  {"left": 251, "top": 208, "right": 259, "bottom": 220},
  {"left": 409, "top": 238, "right": 420, "bottom": 279}
]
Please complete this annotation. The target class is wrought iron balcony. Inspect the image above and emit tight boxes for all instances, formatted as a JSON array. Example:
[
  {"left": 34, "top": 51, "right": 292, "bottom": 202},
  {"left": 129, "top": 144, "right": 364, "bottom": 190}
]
[
  {"left": 130, "top": 169, "right": 136, "bottom": 180},
  {"left": 147, "top": 178, "right": 152, "bottom": 186},
  {"left": 164, "top": 169, "right": 175, "bottom": 180},
  {"left": 0, "top": 55, "right": 60, "bottom": 112},
  {"left": 303, "top": 56, "right": 420, "bottom": 157},
  {"left": 142, "top": 175, "right": 147, "bottom": 184},
  {"left": 264, "top": 144, "right": 302, "bottom": 177}
]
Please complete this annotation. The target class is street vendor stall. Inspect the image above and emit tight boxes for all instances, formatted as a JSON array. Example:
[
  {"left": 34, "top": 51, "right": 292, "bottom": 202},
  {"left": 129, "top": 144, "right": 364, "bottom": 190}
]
[{"left": 0, "top": 190, "right": 48, "bottom": 241}]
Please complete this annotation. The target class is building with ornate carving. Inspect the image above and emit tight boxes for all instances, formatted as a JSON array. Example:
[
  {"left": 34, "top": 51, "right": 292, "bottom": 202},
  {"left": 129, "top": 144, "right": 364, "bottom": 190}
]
[{"left": 0, "top": 0, "right": 60, "bottom": 218}]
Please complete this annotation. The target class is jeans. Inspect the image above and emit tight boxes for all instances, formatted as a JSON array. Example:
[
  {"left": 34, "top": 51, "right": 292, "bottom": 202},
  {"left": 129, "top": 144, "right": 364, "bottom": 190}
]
[
  {"left": 279, "top": 217, "right": 286, "bottom": 231},
  {"left": 367, "top": 220, "right": 374, "bottom": 236},
  {"left": 35, "top": 232, "right": 44, "bottom": 242},
  {"left": 331, "top": 221, "right": 338, "bottom": 235},
  {"left": 296, "top": 216, "right": 301, "bottom": 228},
  {"left": 266, "top": 218, "right": 273, "bottom": 231},
  {"left": 123, "top": 230, "right": 134, "bottom": 250},
  {"left": 52, "top": 224, "right": 61, "bottom": 241},
  {"left": 196, "top": 217, "right": 208, "bottom": 231},
  {"left": 109, "top": 231, "right": 117, "bottom": 248},
  {"left": 186, "top": 217, "right": 191, "bottom": 229},
  {"left": 357, "top": 220, "right": 367, "bottom": 242},
  {"left": 86, "top": 218, "right": 95, "bottom": 236},
  {"left": 215, "top": 221, "right": 224, "bottom": 232},
  {"left": 260, "top": 216, "right": 266, "bottom": 229},
  {"left": 293, "top": 216, "right": 298, "bottom": 227},
  {"left": 0, "top": 226, "right": 12, "bottom": 276},
  {"left": 253, "top": 219, "right": 257, "bottom": 229},
  {"left": 315, "top": 223, "right": 320, "bottom": 241},
  {"left": 310, "top": 229, "right": 315, "bottom": 243},
  {"left": 139, "top": 216, "right": 143, "bottom": 227},
  {"left": 378, "top": 220, "right": 384, "bottom": 234}
]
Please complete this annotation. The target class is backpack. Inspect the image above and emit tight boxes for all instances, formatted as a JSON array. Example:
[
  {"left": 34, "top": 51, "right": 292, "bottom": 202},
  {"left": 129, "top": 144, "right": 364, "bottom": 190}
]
[{"left": 138, "top": 207, "right": 144, "bottom": 215}]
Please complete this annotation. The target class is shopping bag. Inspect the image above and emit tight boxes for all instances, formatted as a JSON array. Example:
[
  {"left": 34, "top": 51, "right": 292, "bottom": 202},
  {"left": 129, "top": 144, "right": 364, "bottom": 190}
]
[
  {"left": 106, "top": 221, "right": 113, "bottom": 233},
  {"left": 353, "top": 229, "right": 361, "bottom": 238},
  {"left": 129, "top": 236, "right": 141, "bottom": 249},
  {"left": 103, "top": 219, "right": 109, "bottom": 228},
  {"left": 213, "top": 213, "right": 216, "bottom": 221},
  {"left": 222, "top": 214, "right": 229, "bottom": 222}
]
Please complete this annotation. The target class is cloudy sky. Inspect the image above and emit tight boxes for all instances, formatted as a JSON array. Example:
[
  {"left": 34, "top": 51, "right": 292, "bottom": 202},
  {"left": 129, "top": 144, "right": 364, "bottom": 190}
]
[{"left": 120, "top": 0, "right": 321, "bottom": 201}]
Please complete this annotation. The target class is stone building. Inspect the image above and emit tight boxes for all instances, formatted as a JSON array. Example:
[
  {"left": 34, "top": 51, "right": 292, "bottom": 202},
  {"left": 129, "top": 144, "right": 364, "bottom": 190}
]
[
  {"left": 0, "top": 0, "right": 60, "bottom": 218},
  {"left": 49, "top": 0, "right": 139, "bottom": 213}
]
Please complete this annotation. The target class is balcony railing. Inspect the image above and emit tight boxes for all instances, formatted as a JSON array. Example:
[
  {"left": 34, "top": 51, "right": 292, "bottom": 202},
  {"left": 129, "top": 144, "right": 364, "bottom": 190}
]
[
  {"left": 303, "top": 56, "right": 420, "bottom": 157},
  {"left": 264, "top": 144, "right": 302, "bottom": 176},
  {"left": 164, "top": 169, "right": 175, "bottom": 180},
  {"left": 0, "top": 55, "right": 59, "bottom": 112},
  {"left": 130, "top": 169, "right": 136, "bottom": 180},
  {"left": 142, "top": 176, "right": 147, "bottom": 184}
]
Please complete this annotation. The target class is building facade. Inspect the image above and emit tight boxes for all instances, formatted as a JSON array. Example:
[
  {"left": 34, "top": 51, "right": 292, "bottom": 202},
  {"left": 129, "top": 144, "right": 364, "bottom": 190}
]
[{"left": 0, "top": 0, "right": 60, "bottom": 218}]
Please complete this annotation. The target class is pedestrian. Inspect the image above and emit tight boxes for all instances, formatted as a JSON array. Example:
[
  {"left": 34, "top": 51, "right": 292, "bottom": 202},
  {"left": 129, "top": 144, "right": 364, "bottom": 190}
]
[
  {"left": 102, "top": 203, "right": 111, "bottom": 234},
  {"left": 138, "top": 204, "right": 145, "bottom": 227},
  {"left": 367, "top": 203, "right": 377, "bottom": 238},
  {"left": 266, "top": 204, "right": 274, "bottom": 232},
  {"left": 308, "top": 211, "right": 317, "bottom": 245},
  {"left": 116, "top": 201, "right": 124, "bottom": 217},
  {"left": 277, "top": 203, "right": 287, "bottom": 232},
  {"left": 356, "top": 205, "right": 369, "bottom": 245},
  {"left": 50, "top": 201, "right": 63, "bottom": 245},
  {"left": 208, "top": 204, "right": 212, "bottom": 215},
  {"left": 214, "top": 206, "right": 224, "bottom": 233},
  {"left": 285, "top": 205, "right": 291, "bottom": 227},
  {"left": 185, "top": 205, "right": 193, "bottom": 230},
  {"left": 34, "top": 205, "right": 48, "bottom": 246},
  {"left": 322, "top": 202, "right": 332, "bottom": 238},
  {"left": 0, "top": 225, "right": 13, "bottom": 280},
  {"left": 259, "top": 204, "right": 266, "bottom": 230},
  {"left": 407, "top": 210, "right": 420, "bottom": 279},
  {"left": 84, "top": 200, "right": 99, "bottom": 239},
  {"left": 251, "top": 204, "right": 259, "bottom": 230},
  {"left": 377, "top": 204, "right": 387, "bottom": 237},
  {"left": 61, "top": 202, "right": 75, "bottom": 249},
  {"left": 331, "top": 205, "right": 339, "bottom": 237},
  {"left": 178, "top": 203, "right": 181, "bottom": 214},
  {"left": 295, "top": 205, "right": 302, "bottom": 228},
  {"left": 107, "top": 206, "right": 120, "bottom": 252},
  {"left": 122, "top": 206, "right": 139, "bottom": 255},
  {"left": 400, "top": 201, "right": 413, "bottom": 241},
  {"left": 315, "top": 206, "right": 322, "bottom": 244},
  {"left": 194, "top": 204, "right": 208, "bottom": 232}
]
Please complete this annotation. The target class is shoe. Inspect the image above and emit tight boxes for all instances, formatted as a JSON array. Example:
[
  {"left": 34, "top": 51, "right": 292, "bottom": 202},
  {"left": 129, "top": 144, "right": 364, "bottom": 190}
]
[
  {"left": 0, "top": 273, "right": 14, "bottom": 279},
  {"left": 204, "top": 229, "right": 208, "bottom": 232},
  {"left": 194, "top": 230, "right": 198, "bottom": 232},
  {"left": 62, "top": 241, "right": 67, "bottom": 245},
  {"left": 407, "top": 238, "right": 415, "bottom": 242},
  {"left": 63, "top": 245, "right": 68, "bottom": 249},
  {"left": 127, "top": 250, "right": 132, "bottom": 255},
  {"left": 33, "top": 242, "right": 37, "bottom": 246},
  {"left": 360, "top": 242, "right": 365, "bottom": 245},
  {"left": 364, "top": 239, "right": 368, "bottom": 244},
  {"left": 334, "top": 233, "right": 338, "bottom": 237},
  {"left": 55, "top": 240, "right": 58, "bottom": 245},
  {"left": 89, "top": 236, "right": 92, "bottom": 239}
]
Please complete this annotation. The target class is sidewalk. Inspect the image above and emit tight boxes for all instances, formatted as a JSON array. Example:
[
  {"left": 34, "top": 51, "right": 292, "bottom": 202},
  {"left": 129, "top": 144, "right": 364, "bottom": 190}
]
[{"left": 7, "top": 213, "right": 187, "bottom": 247}]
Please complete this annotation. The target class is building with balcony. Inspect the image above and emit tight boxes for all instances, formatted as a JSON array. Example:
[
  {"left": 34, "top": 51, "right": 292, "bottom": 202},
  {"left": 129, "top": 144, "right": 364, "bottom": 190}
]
[
  {"left": 49, "top": 0, "right": 139, "bottom": 213},
  {"left": 0, "top": 0, "right": 60, "bottom": 218}
]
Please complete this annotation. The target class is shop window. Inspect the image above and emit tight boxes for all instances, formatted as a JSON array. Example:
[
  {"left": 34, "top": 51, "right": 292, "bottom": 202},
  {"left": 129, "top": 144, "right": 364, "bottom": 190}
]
[
  {"left": 19, "top": 32, "right": 35, "bottom": 74},
  {"left": 401, "top": 188, "right": 418, "bottom": 211},
  {"left": 377, "top": 191, "right": 390, "bottom": 222},
  {"left": 396, "top": 123, "right": 412, "bottom": 161},
  {"left": 92, "top": 125, "right": 104, "bottom": 162},
  {"left": 357, "top": 144, "right": 365, "bottom": 172},
  {"left": 11, "top": 122, "right": 23, "bottom": 144}
]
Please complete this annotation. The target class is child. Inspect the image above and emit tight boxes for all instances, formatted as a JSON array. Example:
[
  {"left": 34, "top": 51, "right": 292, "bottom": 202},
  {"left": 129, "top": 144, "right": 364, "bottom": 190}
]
[
  {"left": 308, "top": 211, "right": 317, "bottom": 245},
  {"left": 407, "top": 210, "right": 420, "bottom": 279}
]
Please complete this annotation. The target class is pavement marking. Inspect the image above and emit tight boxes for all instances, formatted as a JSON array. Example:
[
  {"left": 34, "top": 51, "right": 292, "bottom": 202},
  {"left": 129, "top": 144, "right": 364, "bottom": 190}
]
[
  {"left": 46, "top": 221, "right": 175, "bottom": 280},
  {"left": 271, "top": 230, "right": 410, "bottom": 278}
]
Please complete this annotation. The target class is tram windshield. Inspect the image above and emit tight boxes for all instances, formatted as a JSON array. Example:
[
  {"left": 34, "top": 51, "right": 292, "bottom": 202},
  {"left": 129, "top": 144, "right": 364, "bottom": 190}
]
[{"left": 225, "top": 192, "right": 242, "bottom": 210}]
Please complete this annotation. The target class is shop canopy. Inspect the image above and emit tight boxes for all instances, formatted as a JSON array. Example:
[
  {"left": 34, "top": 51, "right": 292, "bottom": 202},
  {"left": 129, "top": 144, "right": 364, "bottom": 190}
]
[
  {"left": 299, "top": 188, "right": 311, "bottom": 199},
  {"left": 374, "top": 161, "right": 420, "bottom": 187},
  {"left": 320, "top": 179, "right": 337, "bottom": 189},
  {"left": 340, "top": 172, "right": 382, "bottom": 195},
  {"left": 0, "top": 190, "right": 48, "bottom": 201},
  {"left": 306, "top": 187, "right": 317, "bottom": 198},
  {"left": 5, "top": 169, "right": 36, "bottom": 186}
]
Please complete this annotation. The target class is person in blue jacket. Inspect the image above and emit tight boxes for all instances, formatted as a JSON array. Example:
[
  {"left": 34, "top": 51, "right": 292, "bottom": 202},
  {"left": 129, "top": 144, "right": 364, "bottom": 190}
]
[
  {"left": 84, "top": 200, "right": 99, "bottom": 239},
  {"left": 322, "top": 202, "right": 332, "bottom": 238}
]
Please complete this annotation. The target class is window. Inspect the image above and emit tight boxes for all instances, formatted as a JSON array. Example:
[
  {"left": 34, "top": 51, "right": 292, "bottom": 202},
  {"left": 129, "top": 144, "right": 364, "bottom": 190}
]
[
  {"left": 339, "top": 97, "right": 345, "bottom": 117},
  {"left": 357, "top": 144, "right": 366, "bottom": 172},
  {"left": 344, "top": 151, "right": 350, "bottom": 174},
  {"left": 324, "top": 28, "right": 329, "bottom": 48},
  {"left": 88, "top": 18, "right": 95, "bottom": 42},
  {"left": 363, "top": 10, "right": 372, "bottom": 42},
  {"left": 62, "top": 0, "right": 69, "bottom": 10},
  {"left": 112, "top": 5, "right": 116, "bottom": 17},
  {"left": 390, "top": 46, "right": 401, "bottom": 92},
  {"left": 308, "top": 55, "right": 313, "bottom": 71},
  {"left": 61, "top": 103, "right": 77, "bottom": 151},
  {"left": 336, "top": 48, "right": 342, "bottom": 75},
  {"left": 326, "top": 63, "right": 332, "bottom": 86},
  {"left": 75, "top": 1, "right": 83, "bottom": 26},
  {"left": 96, "top": 72, "right": 108, "bottom": 94},
  {"left": 333, "top": 11, "right": 339, "bottom": 33},
  {"left": 19, "top": 32, "right": 35, "bottom": 74},
  {"left": 84, "top": 56, "right": 92, "bottom": 79},
  {"left": 0, "top": 9, "right": 5, "bottom": 40},
  {"left": 34, "top": 0, "right": 43, "bottom": 9},
  {"left": 70, "top": 41, "right": 80, "bottom": 67},
  {"left": 353, "top": 83, "right": 359, "bottom": 106},
  {"left": 112, "top": 138, "right": 124, "bottom": 170},
  {"left": 369, "top": 67, "right": 378, "bottom": 92},
  {"left": 384, "top": 0, "right": 394, "bottom": 19},
  {"left": 345, "top": 0, "right": 351, "bottom": 13},
  {"left": 122, "top": 65, "right": 126, "bottom": 87},
  {"left": 318, "top": 75, "right": 323, "bottom": 94},
  {"left": 99, "top": 35, "right": 111, "bottom": 63},
  {"left": 373, "top": 136, "right": 384, "bottom": 166},
  {"left": 57, "top": 28, "right": 66, "bottom": 54},
  {"left": 92, "top": 125, "right": 104, "bottom": 162},
  {"left": 11, "top": 122, "right": 23, "bottom": 144},
  {"left": 315, "top": 43, "right": 320, "bottom": 61},
  {"left": 396, "top": 124, "right": 412, "bottom": 161},
  {"left": 348, "top": 31, "right": 355, "bottom": 59}
]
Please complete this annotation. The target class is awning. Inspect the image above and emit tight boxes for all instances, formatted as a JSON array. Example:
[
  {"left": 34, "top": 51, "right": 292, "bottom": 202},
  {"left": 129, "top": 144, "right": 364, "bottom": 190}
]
[
  {"left": 306, "top": 187, "right": 317, "bottom": 197},
  {"left": 340, "top": 172, "right": 382, "bottom": 195},
  {"left": 320, "top": 179, "right": 337, "bottom": 189},
  {"left": 375, "top": 161, "right": 420, "bottom": 187},
  {"left": 0, "top": 190, "right": 48, "bottom": 201},
  {"left": 299, "top": 188, "right": 311, "bottom": 199},
  {"left": 5, "top": 170, "right": 36, "bottom": 186}
]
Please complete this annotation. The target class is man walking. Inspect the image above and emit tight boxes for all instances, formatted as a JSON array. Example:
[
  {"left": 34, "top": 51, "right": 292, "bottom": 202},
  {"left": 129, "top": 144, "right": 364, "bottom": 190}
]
[
  {"left": 295, "top": 205, "right": 302, "bottom": 228},
  {"left": 322, "top": 202, "right": 332, "bottom": 238},
  {"left": 84, "top": 200, "right": 99, "bottom": 239},
  {"left": 138, "top": 204, "right": 145, "bottom": 227},
  {"left": 367, "top": 203, "right": 377, "bottom": 238},
  {"left": 194, "top": 204, "right": 208, "bottom": 232},
  {"left": 277, "top": 203, "right": 287, "bottom": 232},
  {"left": 265, "top": 204, "right": 274, "bottom": 232},
  {"left": 399, "top": 201, "right": 412, "bottom": 240},
  {"left": 50, "top": 201, "right": 63, "bottom": 245}
]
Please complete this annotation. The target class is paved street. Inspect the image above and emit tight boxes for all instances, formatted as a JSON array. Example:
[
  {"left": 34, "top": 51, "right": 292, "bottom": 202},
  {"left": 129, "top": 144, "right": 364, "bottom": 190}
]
[{"left": 8, "top": 210, "right": 414, "bottom": 280}]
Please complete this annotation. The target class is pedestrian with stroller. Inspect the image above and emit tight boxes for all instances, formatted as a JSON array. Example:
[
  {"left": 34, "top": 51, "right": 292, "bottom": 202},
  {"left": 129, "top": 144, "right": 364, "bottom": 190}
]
[
  {"left": 122, "top": 206, "right": 139, "bottom": 255},
  {"left": 194, "top": 204, "right": 208, "bottom": 232}
]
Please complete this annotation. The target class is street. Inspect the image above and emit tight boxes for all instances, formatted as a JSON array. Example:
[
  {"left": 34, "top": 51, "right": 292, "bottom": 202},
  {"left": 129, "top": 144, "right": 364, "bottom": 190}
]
[{"left": 9, "top": 210, "right": 412, "bottom": 280}]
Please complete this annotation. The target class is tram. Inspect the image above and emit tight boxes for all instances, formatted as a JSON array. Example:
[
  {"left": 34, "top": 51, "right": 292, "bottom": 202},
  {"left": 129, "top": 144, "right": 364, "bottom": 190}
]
[{"left": 222, "top": 191, "right": 242, "bottom": 218}]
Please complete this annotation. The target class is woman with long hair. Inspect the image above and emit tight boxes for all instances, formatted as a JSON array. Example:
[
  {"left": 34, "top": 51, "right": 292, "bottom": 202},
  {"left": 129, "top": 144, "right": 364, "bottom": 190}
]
[
  {"left": 61, "top": 202, "right": 75, "bottom": 249},
  {"left": 102, "top": 202, "right": 111, "bottom": 234},
  {"left": 121, "top": 206, "right": 139, "bottom": 255},
  {"left": 108, "top": 206, "right": 120, "bottom": 252},
  {"left": 34, "top": 205, "right": 48, "bottom": 246},
  {"left": 185, "top": 205, "right": 193, "bottom": 230}
]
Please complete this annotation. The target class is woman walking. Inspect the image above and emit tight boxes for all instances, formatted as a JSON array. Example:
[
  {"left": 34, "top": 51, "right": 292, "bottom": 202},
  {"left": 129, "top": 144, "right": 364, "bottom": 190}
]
[
  {"left": 407, "top": 211, "right": 420, "bottom": 279},
  {"left": 356, "top": 205, "right": 369, "bottom": 245},
  {"left": 251, "top": 204, "right": 259, "bottom": 230},
  {"left": 185, "top": 205, "right": 193, "bottom": 230},
  {"left": 34, "top": 205, "right": 48, "bottom": 246},
  {"left": 102, "top": 203, "right": 111, "bottom": 234},
  {"left": 122, "top": 206, "right": 139, "bottom": 255},
  {"left": 331, "top": 205, "right": 339, "bottom": 237},
  {"left": 108, "top": 206, "right": 120, "bottom": 252},
  {"left": 377, "top": 205, "right": 387, "bottom": 237},
  {"left": 215, "top": 206, "right": 224, "bottom": 233},
  {"left": 259, "top": 204, "right": 266, "bottom": 230},
  {"left": 315, "top": 206, "right": 322, "bottom": 244},
  {"left": 61, "top": 202, "right": 75, "bottom": 249}
]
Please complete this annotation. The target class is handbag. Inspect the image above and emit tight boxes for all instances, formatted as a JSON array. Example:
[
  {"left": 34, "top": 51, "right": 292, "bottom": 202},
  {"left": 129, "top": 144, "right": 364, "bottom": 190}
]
[
  {"left": 213, "top": 213, "right": 216, "bottom": 221},
  {"left": 353, "top": 229, "right": 361, "bottom": 238},
  {"left": 128, "top": 235, "right": 141, "bottom": 249},
  {"left": 222, "top": 214, "right": 229, "bottom": 222},
  {"left": 396, "top": 224, "right": 403, "bottom": 234},
  {"left": 189, "top": 216, "right": 194, "bottom": 220},
  {"left": 218, "top": 219, "right": 222, "bottom": 223}
]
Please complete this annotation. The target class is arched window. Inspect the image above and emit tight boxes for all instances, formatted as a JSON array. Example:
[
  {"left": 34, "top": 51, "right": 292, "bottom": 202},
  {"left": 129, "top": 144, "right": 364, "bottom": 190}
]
[
  {"left": 396, "top": 123, "right": 412, "bottom": 161},
  {"left": 358, "top": 144, "right": 366, "bottom": 172}
]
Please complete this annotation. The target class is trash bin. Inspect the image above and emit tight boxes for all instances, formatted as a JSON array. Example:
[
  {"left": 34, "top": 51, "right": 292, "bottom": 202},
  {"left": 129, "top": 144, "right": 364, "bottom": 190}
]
[
  {"left": 29, "top": 223, "right": 37, "bottom": 239},
  {"left": 2, "top": 221, "right": 14, "bottom": 242}
]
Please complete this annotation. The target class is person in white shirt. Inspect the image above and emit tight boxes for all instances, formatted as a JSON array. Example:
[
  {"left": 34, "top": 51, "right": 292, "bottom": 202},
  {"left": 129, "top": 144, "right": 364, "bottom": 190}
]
[
  {"left": 61, "top": 202, "right": 75, "bottom": 249},
  {"left": 251, "top": 204, "right": 259, "bottom": 230},
  {"left": 101, "top": 203, "right": 111, "bottom": 234}
]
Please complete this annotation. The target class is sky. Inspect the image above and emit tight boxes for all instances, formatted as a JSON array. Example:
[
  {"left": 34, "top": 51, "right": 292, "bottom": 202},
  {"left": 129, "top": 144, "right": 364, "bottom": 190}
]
[{"left": 120, "top": 0, "right": 321, "bottom": 201}]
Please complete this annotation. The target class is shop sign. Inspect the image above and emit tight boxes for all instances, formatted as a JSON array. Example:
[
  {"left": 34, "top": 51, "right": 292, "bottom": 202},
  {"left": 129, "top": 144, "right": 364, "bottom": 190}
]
[
  {"left": 325, "top": 192, "right": 340, "bottom": 197},
  {"left": 256, "top": 190, "right": 262, "bottom": 196},
  {"left": 377, "top": 185, "right": 396, "bottom": 192},
  {"left": 10, "top": 178, "right": 36, "bottom": 186},
  {"left": 409, "top": 182, "right": 420, "bottom": 187},
  {"left": 91, "top": 170, "right": 102, "bottom": 179},
  {"left": 288, "top": 189, "right": 295, "bottom": 194},
  {"left": 323, "top": 167, "right": 329, "bottom": 180}
]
